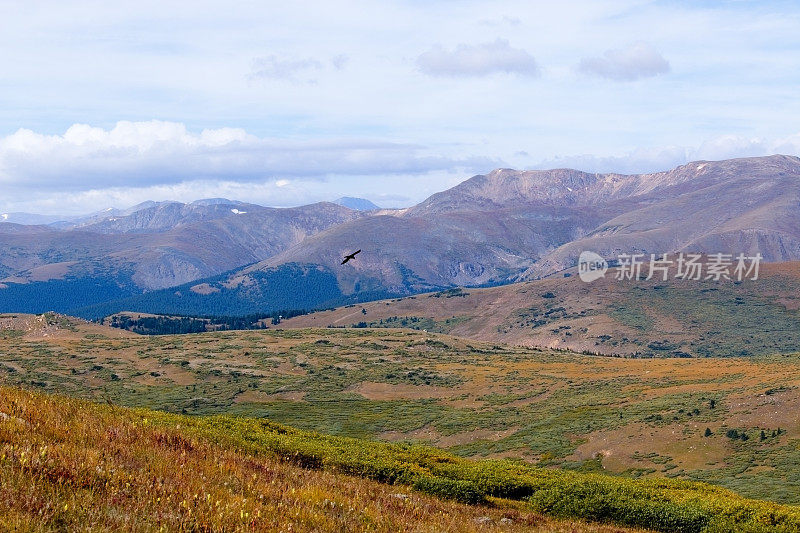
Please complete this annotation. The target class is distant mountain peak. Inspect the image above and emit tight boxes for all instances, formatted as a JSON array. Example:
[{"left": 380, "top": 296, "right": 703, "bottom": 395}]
[{"left": 334, "top": 197, "right": 380, "bottom": 211}]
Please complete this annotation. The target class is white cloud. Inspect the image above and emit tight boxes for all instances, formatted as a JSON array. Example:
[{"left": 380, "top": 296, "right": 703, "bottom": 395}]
[
  {"left": 4, "top": 122, "right": 799, "bottom": 217},
  {"left": 0, "top": 120, "right": 498, "bottom": 191},
  {"left": 247, "top": 53, "right": 350, "bottom": 83},
  {"left": 535, "top": 145, "right": 689, "bottom": 175},
  {"left": 579, "top": 42, "right": 670, "bottom": 81},
  {"left": 478, "top": 15, "right": 522, "bottom": 27},
  {"left": 331, "top": 54, "right": 349, "bottom": 70},
  {"left": 692, "top": 134, "right": 768, "bottom": 161},
  {"left": 0, "top": 170, "right": 464, "bottom": 215},
  {"left": 416, "top": 39, "right": 539, "bottom": 77},
  {"left": 0, "top": 121, "right": 501, "bottom": 213}
]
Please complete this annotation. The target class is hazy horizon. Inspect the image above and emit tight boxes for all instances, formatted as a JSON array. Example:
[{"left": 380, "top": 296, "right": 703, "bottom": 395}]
[{"left": 1, "top": 152, "right": 798, "bottom": 218}]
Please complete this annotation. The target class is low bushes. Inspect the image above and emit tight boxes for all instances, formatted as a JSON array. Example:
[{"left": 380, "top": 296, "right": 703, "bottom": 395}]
[
  {"left": 147, "top": 411, "right": 800, "bottom": 532},
  {"left": 4, "top": 385, "right": 797, "bottom": 532}
]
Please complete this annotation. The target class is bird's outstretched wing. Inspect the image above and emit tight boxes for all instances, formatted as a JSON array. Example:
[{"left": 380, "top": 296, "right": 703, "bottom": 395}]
[{"left": 341, "top": 250, "right": 361, "bottom": 265}]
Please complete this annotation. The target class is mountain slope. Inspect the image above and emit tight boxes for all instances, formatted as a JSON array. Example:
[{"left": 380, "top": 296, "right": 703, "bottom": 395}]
[
  {"left": 197, "top": 155, "right": 800, "bottom": 311},
  {"left": 522, "top": 155, "right": 800, "bottom": 278},
  {"left": 278, "top": 260, "right": 800, "bottom": 358},
  {"left": 0, "top": 202, "right": 360, "bottom": 304},
  {"left": 334, "top": 196, "right": 380, "bottom": 210}
]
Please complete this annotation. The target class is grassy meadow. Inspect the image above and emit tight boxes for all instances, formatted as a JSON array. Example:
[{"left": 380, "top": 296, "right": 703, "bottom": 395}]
[{"left": 1, "top": 314, "right": 799, "bottom": 508}]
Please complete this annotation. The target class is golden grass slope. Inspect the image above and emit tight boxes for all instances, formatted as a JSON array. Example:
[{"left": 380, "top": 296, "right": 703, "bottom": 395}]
[
  {"left": 5, "top": 386, "right": 800, "bottom": 532},
  {"left": 0, "top": 386, "right": 644, "bottom": 533}
]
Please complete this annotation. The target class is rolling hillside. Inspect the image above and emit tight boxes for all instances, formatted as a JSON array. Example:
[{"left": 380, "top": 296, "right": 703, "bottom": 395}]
[
  {"left": 2, "top": 315, "right": 799, "bottom": 506},
  {"left": 278, "top": 260, "right": 800, "bottom": 358},
  {"left": 1, "top": 386, "right": 648, "bottom": 533}
]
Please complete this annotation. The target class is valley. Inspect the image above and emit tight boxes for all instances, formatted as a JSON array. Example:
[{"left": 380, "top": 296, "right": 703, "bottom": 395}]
[
  {"left": 5, "top": 4, "right": 798, "bottom": 530},
  {"left": 2, "top": 314, "right": 799, "bottom": 506},
  {"left": 2, "top": 156, "right": 800, "bottom": 530}
]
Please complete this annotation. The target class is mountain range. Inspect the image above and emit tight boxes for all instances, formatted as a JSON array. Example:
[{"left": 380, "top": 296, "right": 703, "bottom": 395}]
[
  {"left": 1, "top": 154, "right": 799, "bottom": 318},
  {"left": 0, "top": 199, "right": 363, "bottom": 313}
]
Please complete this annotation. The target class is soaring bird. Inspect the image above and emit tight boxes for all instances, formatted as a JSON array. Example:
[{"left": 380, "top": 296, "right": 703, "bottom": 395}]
[{"left": 341, "top": 250, "right": 361, "bottom": 265}]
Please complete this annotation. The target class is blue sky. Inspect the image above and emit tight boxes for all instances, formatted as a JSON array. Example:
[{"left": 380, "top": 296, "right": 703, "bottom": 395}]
[{"left": 1, "top": 0, "right": 799, "bottom": 214}]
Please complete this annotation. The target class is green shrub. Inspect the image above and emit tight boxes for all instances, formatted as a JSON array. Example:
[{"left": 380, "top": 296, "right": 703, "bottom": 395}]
[
  {"left": 412, "top": 475, "right": 486, "bottom": 504},
  {"left": 137, "top": 408, "right": 800, "bottom": 533},
  {"left": 526, "top": 479, "right": 710, "bottom": 532}
]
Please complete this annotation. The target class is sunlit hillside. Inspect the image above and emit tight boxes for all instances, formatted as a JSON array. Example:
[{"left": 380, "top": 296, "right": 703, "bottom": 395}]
[{"left": 4, "top": 387, "right": 800, "bottom": 532}]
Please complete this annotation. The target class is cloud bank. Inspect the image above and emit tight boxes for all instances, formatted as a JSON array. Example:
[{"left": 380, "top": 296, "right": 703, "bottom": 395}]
[
  {"left": 0, "top": 121, "right": 497, "bottom": 192},
  {"left": 416, "top": 39, "right": 539, "bottom": 77},
  {"left": 2, "top": 1, "right": 799, "bottom": 214},
  {"left": 2, "top": 121, "right": 800, "bottom": 216},
  {"left": 579, "top": 42, "right": 670, "bottom": 81}
]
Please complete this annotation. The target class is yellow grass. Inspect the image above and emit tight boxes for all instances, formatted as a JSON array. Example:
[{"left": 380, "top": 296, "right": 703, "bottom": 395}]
[{"left": 0, "top": 386, "right": 642, "bottom": 532}]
